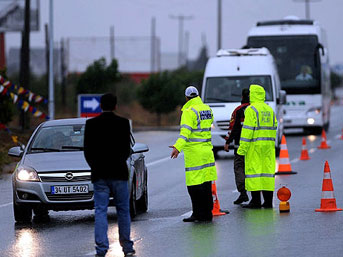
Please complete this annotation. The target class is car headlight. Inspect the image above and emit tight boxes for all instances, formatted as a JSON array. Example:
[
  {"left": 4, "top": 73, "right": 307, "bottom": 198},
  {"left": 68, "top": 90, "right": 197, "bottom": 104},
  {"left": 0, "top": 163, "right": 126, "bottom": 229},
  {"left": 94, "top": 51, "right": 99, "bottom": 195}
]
[
  {"left": 211, "top": 124, "right": 215, "bottom": 129},
  {"left": 17, "top": 167, "right": 40, "bottom": 182},
  {"left": 306, "top": 107, "right": 321, "bottom": 115}
]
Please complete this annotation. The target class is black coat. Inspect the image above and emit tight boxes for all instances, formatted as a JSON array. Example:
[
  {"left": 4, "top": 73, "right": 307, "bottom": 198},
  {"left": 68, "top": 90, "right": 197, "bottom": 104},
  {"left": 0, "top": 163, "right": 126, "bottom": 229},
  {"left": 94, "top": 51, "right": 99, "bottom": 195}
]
[{"left": 83, "top": 112, "right": 131, "bottom": 182}]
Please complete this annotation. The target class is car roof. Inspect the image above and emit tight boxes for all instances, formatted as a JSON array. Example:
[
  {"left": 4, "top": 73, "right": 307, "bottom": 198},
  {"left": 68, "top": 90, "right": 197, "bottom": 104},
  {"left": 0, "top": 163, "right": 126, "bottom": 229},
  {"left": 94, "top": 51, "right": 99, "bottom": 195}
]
[{"left": 41, "top": 118, "right": 88, "bottom": 127}]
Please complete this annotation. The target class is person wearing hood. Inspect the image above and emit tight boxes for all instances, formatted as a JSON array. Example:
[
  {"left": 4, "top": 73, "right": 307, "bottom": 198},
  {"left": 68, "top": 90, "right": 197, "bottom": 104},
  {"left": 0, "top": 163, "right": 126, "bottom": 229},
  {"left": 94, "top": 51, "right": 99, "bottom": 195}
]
[
  {"left": 170, "top": 86, "right": 218, "bottom": 222},
  {"left": 237, "top": 84, "right": 278, "bottom": 208}
]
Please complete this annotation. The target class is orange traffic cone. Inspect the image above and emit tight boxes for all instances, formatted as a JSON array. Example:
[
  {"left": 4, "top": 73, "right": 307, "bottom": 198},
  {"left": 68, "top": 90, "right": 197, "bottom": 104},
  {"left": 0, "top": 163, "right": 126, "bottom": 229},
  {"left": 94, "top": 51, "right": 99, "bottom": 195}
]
[
  {"left": 340, "top": 129, "right": 343, "bottom": 140},
  {"left": 317, "top": 129, "right": 331, "bottom": 149},
  {"left": 275, "top": 135, "right": 297, "bottom": 175},
  {"left": 315, "top": 161, "right": 342, "bottom": 212},
  {"left": 299, "top": 137, "right": 310, "bottom": 160},
  {"left": 211, "top": 181, "right": 229, "bottom": 216}
]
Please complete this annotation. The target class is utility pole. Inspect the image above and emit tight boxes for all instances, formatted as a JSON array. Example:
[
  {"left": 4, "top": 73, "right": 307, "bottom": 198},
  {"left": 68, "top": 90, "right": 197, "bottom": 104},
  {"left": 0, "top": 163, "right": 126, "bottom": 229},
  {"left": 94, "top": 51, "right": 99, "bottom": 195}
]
[
  {"left": 48, "top": 0, "right": 54, "bottom": 120},
  {"left": 19, "top": 0, "right": 31, "bottom": 130},
  {"left": 169, "top": 14, "right": 193, "bottom": 67},
  {"left": 293, "top": 0, "right": 321, "bottom": 20},
  {"left": 150, "top": 17, "right": 156, "bottom": 73},
  {"left": 45, "top": 23, "right": 49, "bottom": 97},
  {"left": 217, "top": 0, "right": 222, "bottom": 50},
  {"left": 184, "top": 31, "right": 189, "bottom": 66},
  {"left": 110, "top": 26, "right": 115, "bottom": 60},
  {"left": 60, "top": 38, "right": 66, "bottom": 106}
]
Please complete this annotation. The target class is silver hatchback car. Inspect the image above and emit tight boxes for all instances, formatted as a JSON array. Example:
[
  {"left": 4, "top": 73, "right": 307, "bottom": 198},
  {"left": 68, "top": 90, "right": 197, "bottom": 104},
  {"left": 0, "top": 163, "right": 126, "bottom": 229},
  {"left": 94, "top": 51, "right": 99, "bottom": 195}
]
[{"left": 8, "top": 118, "right": 149, "bottom": 223}]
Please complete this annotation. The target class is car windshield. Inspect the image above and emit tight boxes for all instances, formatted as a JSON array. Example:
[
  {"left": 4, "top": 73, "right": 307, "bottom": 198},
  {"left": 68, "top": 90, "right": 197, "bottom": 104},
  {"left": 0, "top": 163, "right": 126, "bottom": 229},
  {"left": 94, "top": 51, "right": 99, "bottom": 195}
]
[
  {"left": 204, "top": 75, "right": 273, "bottom": 103},
  {"left": 247, "top": 35, "right": 320, "bottom": 94},
  {"left": 29, "top": 124, "right": 85, "bottom": 153}
]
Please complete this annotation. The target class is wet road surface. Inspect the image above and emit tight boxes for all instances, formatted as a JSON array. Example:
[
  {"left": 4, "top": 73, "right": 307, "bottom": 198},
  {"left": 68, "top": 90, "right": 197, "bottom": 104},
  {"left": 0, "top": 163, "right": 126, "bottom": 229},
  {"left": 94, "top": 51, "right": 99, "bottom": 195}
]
[{"left": 1, "top": 104, "right": 343, "bottom": 257}]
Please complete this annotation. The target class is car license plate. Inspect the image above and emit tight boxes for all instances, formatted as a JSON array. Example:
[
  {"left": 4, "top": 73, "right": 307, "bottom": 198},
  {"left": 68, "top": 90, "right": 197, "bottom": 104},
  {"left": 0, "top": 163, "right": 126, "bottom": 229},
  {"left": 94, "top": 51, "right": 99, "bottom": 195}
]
[{"left": 51, "top": 185, "right": 89, "bottom": 194}]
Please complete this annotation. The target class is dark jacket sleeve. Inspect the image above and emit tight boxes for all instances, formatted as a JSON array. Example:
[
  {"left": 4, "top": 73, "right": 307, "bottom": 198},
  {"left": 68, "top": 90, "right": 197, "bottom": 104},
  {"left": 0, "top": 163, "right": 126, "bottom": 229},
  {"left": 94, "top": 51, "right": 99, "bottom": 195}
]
[
  {"left": 226, "top": 106, "right": 240, "bottom": 144},
  {"left": 122, "top": 119, "right": 131, "bottom": 160},
  {"left": 83, "top": 119, "right": 95, "bottom": 168},
  {"left": 229, "top": 107, "right": 244, "bottom": 143}
]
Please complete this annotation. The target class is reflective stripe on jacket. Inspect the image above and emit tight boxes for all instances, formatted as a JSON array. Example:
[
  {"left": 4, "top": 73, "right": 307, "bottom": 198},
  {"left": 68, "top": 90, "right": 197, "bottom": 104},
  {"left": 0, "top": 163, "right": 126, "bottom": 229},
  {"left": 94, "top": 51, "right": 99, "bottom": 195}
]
[
  {"left": 237, "top": 85, "right": 277, "bottom": 191},
  {"left": 174, "top": 96, "right": 217, "bottom": 186}
]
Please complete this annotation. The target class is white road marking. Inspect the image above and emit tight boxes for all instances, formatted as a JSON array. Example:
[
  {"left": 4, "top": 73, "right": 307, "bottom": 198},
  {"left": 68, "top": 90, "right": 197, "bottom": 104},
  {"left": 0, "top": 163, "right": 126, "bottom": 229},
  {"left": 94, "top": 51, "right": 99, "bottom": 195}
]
[
  {"left": 290, "top": 158, "right": 299, "bottom": 163},
  {"left": 232, "top": 189, "right": 238, "bottom": 193},
  {"left": 180, "top": 211, "right": 192, "bottom": 217},
  {"left": 309, "top": 148, "right": 316, "bottom": 154},
  {"left": 146, "top": 153, "right": 183, "bottom": 167},
  {"left": 0, "top": 202, "right": 12, "bottom": 208}
]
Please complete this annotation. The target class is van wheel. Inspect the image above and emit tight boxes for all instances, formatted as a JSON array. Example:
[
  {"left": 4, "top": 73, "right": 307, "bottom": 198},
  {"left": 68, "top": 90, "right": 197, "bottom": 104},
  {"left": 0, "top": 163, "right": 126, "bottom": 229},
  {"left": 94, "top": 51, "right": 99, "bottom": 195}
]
[{"left": 13, "top": 194, "right": 32, "bottom": 223}]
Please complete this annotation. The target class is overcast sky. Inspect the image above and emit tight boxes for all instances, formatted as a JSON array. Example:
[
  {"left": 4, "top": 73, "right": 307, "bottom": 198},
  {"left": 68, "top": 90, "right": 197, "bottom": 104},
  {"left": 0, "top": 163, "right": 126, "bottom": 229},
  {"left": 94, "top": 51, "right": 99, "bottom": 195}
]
[{"left": 5, "top": 0, "right": 343, "bottom": 66}]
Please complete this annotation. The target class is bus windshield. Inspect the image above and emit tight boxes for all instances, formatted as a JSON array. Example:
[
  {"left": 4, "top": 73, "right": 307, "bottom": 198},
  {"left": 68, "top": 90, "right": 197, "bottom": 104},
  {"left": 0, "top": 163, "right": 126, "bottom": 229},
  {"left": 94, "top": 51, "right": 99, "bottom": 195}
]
[
  {"left": 204, "top": 76, "right": 273, "bottom": 103},
  {"left": 247, "top": 35, "right": 320, "bottom": 94}
]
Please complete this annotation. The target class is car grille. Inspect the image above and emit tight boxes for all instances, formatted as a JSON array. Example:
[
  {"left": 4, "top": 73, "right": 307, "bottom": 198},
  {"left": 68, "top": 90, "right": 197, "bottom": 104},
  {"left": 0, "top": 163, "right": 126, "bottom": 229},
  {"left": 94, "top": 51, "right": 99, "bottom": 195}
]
[
  {"left": 216, "top": 120, "right": 230, "bottom": 130},
  {"left": 39, "top": 171, "right": 91, "bottom": 182},
  {"left": 45, "top": 192, "right": 93, "bottom": 201},
  {"left": 40, "top": 176, "right": 90, "bottom": 182}
]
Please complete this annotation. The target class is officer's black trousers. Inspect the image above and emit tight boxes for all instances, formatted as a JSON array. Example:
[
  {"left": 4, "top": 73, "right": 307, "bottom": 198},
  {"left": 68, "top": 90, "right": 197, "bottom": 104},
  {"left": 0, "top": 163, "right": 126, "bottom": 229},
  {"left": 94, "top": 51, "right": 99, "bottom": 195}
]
[{"left": 187, "top": 181, "right": 213, "bottom": 220}]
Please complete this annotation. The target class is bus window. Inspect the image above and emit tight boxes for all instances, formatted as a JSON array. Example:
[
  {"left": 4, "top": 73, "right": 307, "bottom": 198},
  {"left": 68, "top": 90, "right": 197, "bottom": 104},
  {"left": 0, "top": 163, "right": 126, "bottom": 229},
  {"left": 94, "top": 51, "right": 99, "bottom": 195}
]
[{"left": 247, "top": 35, "right": 320, "bottom": 94}]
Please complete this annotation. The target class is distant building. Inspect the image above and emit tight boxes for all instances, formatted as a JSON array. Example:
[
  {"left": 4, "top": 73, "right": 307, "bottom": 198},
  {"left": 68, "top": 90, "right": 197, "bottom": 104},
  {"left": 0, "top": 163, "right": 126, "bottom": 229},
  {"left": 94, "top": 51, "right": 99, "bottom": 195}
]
[{"left": 7, "top": 47, "right": 61, "bottom": 79}]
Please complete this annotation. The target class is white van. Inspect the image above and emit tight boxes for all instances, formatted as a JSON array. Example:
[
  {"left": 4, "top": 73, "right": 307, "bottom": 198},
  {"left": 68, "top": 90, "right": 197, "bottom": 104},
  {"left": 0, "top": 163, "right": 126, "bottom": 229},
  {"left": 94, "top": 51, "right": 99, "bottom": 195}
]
[{"left": 201, "top": 48, "right": 286, "bottom": 156}]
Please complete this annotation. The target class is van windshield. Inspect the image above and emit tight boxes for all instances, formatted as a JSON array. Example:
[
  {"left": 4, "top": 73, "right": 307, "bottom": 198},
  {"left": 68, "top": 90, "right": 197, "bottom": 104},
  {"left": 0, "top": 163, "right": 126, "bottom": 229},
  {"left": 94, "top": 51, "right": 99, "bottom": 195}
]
[{"left": 204, "top": 76, "right": 273, "bottom": 103}]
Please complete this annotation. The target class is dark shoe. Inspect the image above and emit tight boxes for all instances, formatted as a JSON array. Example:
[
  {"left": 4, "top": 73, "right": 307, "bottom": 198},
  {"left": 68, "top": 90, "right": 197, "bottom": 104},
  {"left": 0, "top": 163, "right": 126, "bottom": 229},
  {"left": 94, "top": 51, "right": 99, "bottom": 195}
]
[
  {"left": 183, "top": 216, "right": 198, "bottom": 222},
  {"left": 241, "top": 201, "right": 261, "bottom": 209},
  {"left": 95, "top": 254, "right": 105, "bottom": 257},
  {"left": 233, "top": 193, "right": 249, "bottom": 204},
  {"left": 262, "top": 203, "right": 273, "bottom": 208},
  {"left": 124, "top": 250, "right": 136, "bottom": 256}
]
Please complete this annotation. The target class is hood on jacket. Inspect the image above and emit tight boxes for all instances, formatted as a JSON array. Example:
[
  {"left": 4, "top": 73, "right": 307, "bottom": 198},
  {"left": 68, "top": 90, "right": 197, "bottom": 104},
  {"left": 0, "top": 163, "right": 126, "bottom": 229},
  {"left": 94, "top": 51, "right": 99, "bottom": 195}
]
[{"left": 249, "top": 84, "right": 265, "bottom": 104}]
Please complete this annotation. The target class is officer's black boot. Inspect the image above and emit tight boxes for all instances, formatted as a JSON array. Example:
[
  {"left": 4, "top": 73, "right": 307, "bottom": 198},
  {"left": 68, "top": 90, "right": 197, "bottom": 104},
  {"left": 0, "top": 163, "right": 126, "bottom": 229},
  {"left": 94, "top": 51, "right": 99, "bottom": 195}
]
[
  {"left": 241, "top": 191, "right": 262, "bottom": 208},
  {"left": 233, "top": 191, "right": 249, "bottom": 204}
]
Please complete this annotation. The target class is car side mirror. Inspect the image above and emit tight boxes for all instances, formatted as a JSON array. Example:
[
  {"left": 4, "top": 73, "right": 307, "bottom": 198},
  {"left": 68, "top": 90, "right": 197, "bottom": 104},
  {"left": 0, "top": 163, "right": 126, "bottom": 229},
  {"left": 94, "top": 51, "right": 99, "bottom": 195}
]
[
  {"left": 8, "top": 146, "right": 23, "bottom": 157},
  {"left": 316, "top": 43, "right": 325, "bottom": 56},
  {"left": 132, "top": 143, "right": 149, "bottom": 154}
]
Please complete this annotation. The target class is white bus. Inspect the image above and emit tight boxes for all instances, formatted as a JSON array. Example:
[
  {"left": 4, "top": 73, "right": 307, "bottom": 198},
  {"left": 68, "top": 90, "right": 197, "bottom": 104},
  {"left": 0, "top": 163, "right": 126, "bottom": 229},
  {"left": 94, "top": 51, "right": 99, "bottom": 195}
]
[{"left": 247, "top": 16, "right": 331, "bottom": 134}]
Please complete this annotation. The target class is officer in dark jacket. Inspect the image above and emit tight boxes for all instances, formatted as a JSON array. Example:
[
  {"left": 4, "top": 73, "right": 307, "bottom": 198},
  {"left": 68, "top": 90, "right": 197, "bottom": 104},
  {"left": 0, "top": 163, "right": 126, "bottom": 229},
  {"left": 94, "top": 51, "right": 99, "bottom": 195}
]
[
  {"left": 84, "top": 93, "right": 135, "bottom": 257},
  {"left": 224, "top": 88, "right": 250, "bottom": 204}
]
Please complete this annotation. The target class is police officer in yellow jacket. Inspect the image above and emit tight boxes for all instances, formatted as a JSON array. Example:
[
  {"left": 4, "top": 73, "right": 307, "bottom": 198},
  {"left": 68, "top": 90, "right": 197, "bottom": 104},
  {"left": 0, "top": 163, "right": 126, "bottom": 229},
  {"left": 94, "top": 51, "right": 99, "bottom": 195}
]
[
  {"left": 237, "top": 84, "right": 277, "bottom": 208},
  {"left": 170, "top": 86, "right": 218, "bottom": 222}
]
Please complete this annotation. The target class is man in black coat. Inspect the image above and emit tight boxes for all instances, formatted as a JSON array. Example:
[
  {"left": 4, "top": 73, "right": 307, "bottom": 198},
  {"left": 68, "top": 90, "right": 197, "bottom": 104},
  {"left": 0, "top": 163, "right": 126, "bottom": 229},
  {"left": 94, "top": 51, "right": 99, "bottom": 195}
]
[{"left": 84, "top": 93, "right": 135, "bottom": 257}]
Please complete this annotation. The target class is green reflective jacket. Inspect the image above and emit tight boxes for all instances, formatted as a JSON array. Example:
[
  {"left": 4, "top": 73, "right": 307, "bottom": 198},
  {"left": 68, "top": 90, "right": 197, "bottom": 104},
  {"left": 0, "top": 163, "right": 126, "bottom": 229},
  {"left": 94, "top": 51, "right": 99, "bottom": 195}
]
[
  {"left": 174, "top": 96, "right": 217, "bottom": 186},
  {"left": 237, "top": 85, "right": 277, "bottom": 191}
]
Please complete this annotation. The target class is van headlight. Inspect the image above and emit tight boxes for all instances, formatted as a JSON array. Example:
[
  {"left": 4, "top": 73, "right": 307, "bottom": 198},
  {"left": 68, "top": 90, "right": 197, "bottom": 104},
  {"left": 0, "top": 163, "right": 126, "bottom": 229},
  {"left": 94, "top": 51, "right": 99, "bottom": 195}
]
[{"left": 17, "top": 167, "right": 40, "bottom": 182}]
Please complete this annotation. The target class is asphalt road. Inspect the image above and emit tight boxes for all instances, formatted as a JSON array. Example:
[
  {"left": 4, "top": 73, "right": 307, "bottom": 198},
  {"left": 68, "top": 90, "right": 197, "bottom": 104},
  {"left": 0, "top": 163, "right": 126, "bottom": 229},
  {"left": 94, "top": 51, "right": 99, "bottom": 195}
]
[{"left": 1, "top": 104, "right": 343, "bottom": 257}]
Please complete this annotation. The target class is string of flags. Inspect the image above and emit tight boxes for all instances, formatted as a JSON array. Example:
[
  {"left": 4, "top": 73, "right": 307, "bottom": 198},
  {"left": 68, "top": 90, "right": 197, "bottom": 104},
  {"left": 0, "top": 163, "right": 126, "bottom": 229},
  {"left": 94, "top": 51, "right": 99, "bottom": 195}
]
[
  {"left": 0, "top": 78, "right": 50, "bottom": 120},
  {"left": 0, "top": 75, "right": 48, "bottom": 104},
  {"left": 0, "top": 123, "right": 20, "bottom": 145}
]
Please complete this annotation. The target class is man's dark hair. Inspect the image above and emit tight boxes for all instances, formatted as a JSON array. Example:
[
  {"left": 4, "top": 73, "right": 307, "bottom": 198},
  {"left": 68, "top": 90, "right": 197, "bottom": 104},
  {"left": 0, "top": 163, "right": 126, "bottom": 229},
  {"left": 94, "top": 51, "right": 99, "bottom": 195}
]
[
  {"left": 100, "top": 93, "right": 117, "bottom": 111},
  {"left": 242, "top": 88, "right": 249, "bottom": 103}
]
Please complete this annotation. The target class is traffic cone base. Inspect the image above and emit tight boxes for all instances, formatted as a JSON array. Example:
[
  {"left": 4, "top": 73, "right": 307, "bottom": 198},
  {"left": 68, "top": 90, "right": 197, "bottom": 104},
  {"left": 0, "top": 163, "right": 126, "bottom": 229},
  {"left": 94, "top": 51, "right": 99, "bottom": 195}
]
[
  {"left": 276, "top": 135, "right": 297, "bottom": 175},
  {"left": 211, "top": 181, "right": 228, "bottom": 216}
]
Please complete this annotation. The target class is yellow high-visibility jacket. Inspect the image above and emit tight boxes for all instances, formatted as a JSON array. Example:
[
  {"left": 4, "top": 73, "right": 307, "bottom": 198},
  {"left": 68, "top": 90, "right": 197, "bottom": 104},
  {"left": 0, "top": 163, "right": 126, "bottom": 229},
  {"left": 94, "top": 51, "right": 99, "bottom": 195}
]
[
  {"left": 237, "top": 85, "right": 277, "bottom": 191},
  {"left": 174, "top": 96, "right": 217, "bottom": 186}
]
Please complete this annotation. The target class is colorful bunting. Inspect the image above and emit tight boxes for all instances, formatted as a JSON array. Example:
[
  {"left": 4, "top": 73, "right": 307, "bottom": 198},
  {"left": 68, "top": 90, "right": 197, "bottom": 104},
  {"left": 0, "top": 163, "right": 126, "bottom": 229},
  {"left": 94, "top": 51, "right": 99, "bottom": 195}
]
[{"left": 0, "top": 75, "right": 48, "bottom": 104}]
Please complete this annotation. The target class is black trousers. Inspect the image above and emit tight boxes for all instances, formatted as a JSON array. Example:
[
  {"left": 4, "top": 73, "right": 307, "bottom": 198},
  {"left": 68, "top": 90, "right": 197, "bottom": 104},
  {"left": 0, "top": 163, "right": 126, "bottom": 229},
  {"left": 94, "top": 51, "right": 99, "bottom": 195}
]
[
  {"left": 187, "top": 181, "right": 213, "bottom": 220},
  {"left": 250, "top": 191, "right": 273, "bottom": 205},
  {"left": 233, "top": 154, "right": 245, "bottom": 193}
]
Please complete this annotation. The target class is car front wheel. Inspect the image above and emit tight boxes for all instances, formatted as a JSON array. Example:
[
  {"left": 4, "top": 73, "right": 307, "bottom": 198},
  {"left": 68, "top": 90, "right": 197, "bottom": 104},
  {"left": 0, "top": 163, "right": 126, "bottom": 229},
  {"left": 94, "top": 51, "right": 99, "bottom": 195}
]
[{"left": 13, "top": 194, "right": 32, "bottom": 223}]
